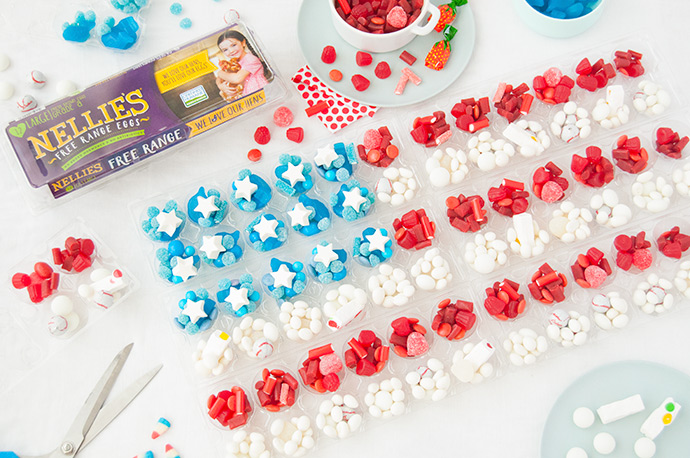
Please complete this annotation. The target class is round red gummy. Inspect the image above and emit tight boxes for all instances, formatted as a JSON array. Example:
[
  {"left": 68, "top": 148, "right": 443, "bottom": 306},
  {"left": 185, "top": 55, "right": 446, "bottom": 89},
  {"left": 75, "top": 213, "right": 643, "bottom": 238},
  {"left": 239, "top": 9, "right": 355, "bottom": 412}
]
[
  {"left": 254, "top": 126, "right": 271, "bottom": 145},
  {"left": 541, "top": 181, "right": 564, "bottom": 203},
  {"left": 322, "top": 373, "right": 340, "bottom": 392},
  {"left": 273, "top": 106, "right": 294, "bottom": 127},
  {"left": 386, "top": 6, "right": 407, "bottom": 28},
  {"left": 247, "top": 149, "right": 262, "bottom": 162},
  {"left": 321, "top": 45, "right": 336, "bottom": 64},
  {"left": 34, "top": 262, "right": 52, "bottom": 278},
  {"left": 363, "top": 129, "right": 383, "bottom": 150},
  {"left": 406, "top": 331, "right": 428, "bottom": 357},
  {"left": 374, "top": 61, "right": 391, "bottom": 79},
  {"left": 318, "top": 353, "right": 343, "bottom": 375},
  {"left": 584, "top": 265, "right": 607, "bottom": 288},
  {"left": 633, "top": 249, "right": 653, "bottom": 270}
]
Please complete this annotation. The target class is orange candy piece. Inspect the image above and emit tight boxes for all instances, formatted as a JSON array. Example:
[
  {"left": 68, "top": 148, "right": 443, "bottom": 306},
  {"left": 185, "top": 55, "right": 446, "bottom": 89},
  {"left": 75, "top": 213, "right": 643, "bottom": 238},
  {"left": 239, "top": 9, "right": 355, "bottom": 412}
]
[{"left": 329, "top": 69, "right": 343, "bottom": 82}]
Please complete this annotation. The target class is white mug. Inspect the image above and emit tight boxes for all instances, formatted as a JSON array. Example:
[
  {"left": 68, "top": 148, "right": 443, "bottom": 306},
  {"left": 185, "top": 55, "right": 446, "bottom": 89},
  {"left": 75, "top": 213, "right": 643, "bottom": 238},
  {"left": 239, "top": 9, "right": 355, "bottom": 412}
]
[{"left": 329, "top": 0, "right": 441, "bottom": 53}]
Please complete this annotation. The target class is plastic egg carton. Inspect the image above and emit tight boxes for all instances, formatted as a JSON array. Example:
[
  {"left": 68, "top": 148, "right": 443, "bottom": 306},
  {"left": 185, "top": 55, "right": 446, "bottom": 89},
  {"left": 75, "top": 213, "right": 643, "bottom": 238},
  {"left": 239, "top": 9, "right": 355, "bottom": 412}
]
[{"left": 145, "top": 37, "right": 690, "bottom": 456}]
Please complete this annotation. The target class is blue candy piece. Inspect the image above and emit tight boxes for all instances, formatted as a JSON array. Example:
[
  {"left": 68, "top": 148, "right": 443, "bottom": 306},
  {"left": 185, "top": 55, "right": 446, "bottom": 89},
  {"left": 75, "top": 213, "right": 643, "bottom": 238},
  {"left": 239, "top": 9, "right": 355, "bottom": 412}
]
[
  {"left": 111, "top": 0, "right": 146, "bottom": 12},
  {"left": 141, "top": 200, "right": 186, "bottom": 242},
  {"left": 180, "top": 18, "right": 192, "bottom": 29},
  {"left": 288, "top": 194, "right": 331, "bottom": 236},
  {"left": 157, "top": 241, "right": 200, "bottom": 283},
  {"left": 353, "top": 227, "right": 393, "bottom": 267},
  {"left": 187, "top": 186, "right": 227, "bottom": 227},
  {"left": 330, "top": 179, "right": 375, "bottom": 222},
  {"left": 216, "top": 275, "right": 261, "bottom": 317},
  {"left": 565, "top": 2, "right": 585, "bottom": 17},
  {"left": 314, "top": 142, "right": 357, "bottom": 182},
  {"left": 274, "top": 154, "right": 314, "bottom": 196},
  {"left": 174, "top": 289, "right": 217, "bottom": 334},
  {"left": 170, "top": 2, "right": 182, "bottom": 14},
  {"left": 307, "top": 241, "right": 348, "bottom": 284},
  {"left": 246, "top": 213, "right": 287, "bottom": 252},
  {"left": 230, "top": 169, "right": 272, "bottom": 212},
  {"left": 199, "top": 231, "right": 243, "bottom": 267},
  {"left": 62, "top": 10, "right": 96, "bottom": 43},
  {"left": 100, "top": 16, "right": 139, "bottom": 50},
  {"left": 262, "top": 258, "right": 307, "bottom": 302}
]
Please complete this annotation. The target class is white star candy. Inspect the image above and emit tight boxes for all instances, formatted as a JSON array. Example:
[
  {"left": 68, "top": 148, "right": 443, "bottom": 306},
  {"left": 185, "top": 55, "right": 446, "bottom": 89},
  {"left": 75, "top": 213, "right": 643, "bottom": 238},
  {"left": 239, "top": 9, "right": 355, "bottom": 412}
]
[
  {"left": 155, "top": 210, "right": 182, "bottom": 237},
  {"left": 282, "top": 162, "right": 306, "bottom": 187},
  {"left": 181, "top": 298, "right": 207, "bottom": 324},
  {"left": 226, "top": 286, "right": 250, "bottom": 311},
  {"left": 314, "top": 146, "right": 339, "bottom": 168},
  {"left": 172, "top": 256, "right": 198, "bottom": 282},
  {"left": 342, "top": 187, "right": 367, "bottom": 212},
  {"left": 366, "top": 229, "right": 390, "bottom": 253},
  {"left": 234, "top": 176, "right": 258, "bottom": 201},
  {"left": 194, "top": 195, "right": 220, "bottom": 219},
  {"left": 271, "top": 264, "right": 296, "bottom": 289},
  {"left": 200, "top": 235, "right": 226, "bottom": 260},
  {"left": 288, "top": 203, "right": 312, "bottom": 227},
  {"left": 314, "top": 243, "right": 339, "bottom": 266},
  {"left": 253, "top": 216, "right": 279, "bottom": 242}
]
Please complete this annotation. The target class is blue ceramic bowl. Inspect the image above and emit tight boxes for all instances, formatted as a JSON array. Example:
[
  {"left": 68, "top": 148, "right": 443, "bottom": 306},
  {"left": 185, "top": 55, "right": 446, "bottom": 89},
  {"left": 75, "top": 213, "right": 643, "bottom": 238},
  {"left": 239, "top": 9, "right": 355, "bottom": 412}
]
[{"left": 513, "top": 0, "right": 606, "bottom": 38}]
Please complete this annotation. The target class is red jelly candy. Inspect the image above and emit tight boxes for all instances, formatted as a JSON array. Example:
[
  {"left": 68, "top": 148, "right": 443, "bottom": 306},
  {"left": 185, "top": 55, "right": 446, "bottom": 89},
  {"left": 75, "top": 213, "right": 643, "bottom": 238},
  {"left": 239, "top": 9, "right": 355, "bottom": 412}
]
[
  {"left": 355, "top": 51, "right": 373, "bottom": 67},
  {"left": 247, "top": 148, "right": 262, "bottom": 162},
  {"left": 321, "top": 45, "right": 336, "bottom": 64},
  {"left": 254, "top": 126, "right": 271, "bottom": 145},
  {"left": 374, "top": 61, "right": 391, "bottom": 79},
  {"left": 286, "top": 127, "right": 304, "bottom": 143},
  {"left": 351, "top": 74, "right": 370, "bottom": 91},
  {"left": 34, "top": 262, "right": 52, "bottom": 278},
  {"left": 11, "top": 273, "right": 31, "bottom": 289}
]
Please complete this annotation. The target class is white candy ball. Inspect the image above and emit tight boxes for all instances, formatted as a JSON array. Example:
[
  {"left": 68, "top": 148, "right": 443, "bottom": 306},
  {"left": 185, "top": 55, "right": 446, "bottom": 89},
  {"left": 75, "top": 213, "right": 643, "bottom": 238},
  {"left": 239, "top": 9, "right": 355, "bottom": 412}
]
[{"left": 593, "top": 432, "right": 616, "bottom": 455}]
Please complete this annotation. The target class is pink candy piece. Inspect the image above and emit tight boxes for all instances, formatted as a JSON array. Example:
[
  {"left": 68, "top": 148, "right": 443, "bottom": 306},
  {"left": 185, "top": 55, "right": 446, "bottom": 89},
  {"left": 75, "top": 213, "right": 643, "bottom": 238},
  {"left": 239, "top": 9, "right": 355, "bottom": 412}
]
[
  {"left": 319, "top": 352, "right": 343, "bottom": 375},
  {"left": 386, "top": 6, "right": 408, "bottom": 28},
  {"left": 363, "top": 129, "right": 383, "bottom": 150},
  {"left": 584, "top": 265, "right": 607, "bottom": 289},
  {"left": 273, "top": 106, "right": 294, "bottom": 127},
  {"left": 543, "top": 67, "right": 563, "bottom": 87},
  {"left": 541, "top": 180, "right": 565, "bottom": 203},
  {"left": 395, "top": 73, "right": 409, "bottom": 95},
  {"left": 633, "top": 249, "right": 653, "bottom": 270},
  {"left": 402, "top": 67, "right": 422, "bottom": 86},
  {"left": 406, "top": 331, "right": 429, "bottom": 357}
]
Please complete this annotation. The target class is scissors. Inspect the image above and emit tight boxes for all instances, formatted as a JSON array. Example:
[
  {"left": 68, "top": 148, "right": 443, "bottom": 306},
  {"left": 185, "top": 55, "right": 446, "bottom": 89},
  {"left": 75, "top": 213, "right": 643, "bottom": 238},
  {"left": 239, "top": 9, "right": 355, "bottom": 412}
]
[{"left": 1, "top": 343, "right": 162, "bottom": 458}]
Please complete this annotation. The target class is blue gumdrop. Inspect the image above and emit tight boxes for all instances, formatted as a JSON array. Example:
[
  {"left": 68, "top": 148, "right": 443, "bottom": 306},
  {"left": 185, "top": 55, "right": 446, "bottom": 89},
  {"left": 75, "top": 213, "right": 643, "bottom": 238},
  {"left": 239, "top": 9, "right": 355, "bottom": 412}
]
[
  {"left": 177, "top": 314, "right": 190, "bottom": 326},
  {"left": 335, "top": 168, "right": 350, "bottom": 182},
  {"left": 240, "top": 273, "right": 252, "bottom": 284},
  {"left": 293, "top": 280, "right": 306, "bottom": 294},
  {"left": 218, "top": 278, "right": 232, "bottom": 290},
  {"left": 331, "top": 260, "right": 344, "bottom": 273},
  {"left": 368, "top": 254, "right": 382, "bottom": 266},
  {"left": 318, "top": 272, "right": 334, "bottom": 284},
  {"left": 180, "top": 17, "right": 192, "bottom": 29},
  {"left": 163, "top": 200, "right": 178, "bottom": 211},
  {"left": 186, "top": 322, "right": 200, "bottom": 335},
  {"left": 314, "top": 262, "right": 328, "bottom": 274},
  {"left": 333, "top": 155, "right": 346, "bottom": 168},
  {"left": 342, "top": 207, "right": 358, "bottom": 221},
  {"left": 84, "top": 10, "right": 96, "bottom": 21},
  {"left": 158, "top": 265, "right": 172, "bottom": 279},
  {"left": 275, "top": 179, "right": 296, "bottom": 196},
  {"left": 317, "top": 217, "right": 331, "bottom": 231},
  {"left": 100, "top": 16, "right": 140, "bottom": 50},
  {"left": 146, "top": 206, "right": 159, "bottom": 218}
]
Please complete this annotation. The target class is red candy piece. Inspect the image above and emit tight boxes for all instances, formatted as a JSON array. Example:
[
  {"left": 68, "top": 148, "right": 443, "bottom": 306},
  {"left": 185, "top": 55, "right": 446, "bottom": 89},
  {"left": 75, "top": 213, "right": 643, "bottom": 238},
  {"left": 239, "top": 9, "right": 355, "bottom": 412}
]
[
  {"left": 390, "top": 316, "right": 429, "bottom": 358},
  {"left": 300, "top": 344, "right": 344, "bottom": 393},
  {"left": 406, "top": 332, "right": 428, "bottom": 356},
  {"left": 487, "top": 179, "right": 529, "bottom": 217},
  {"left": 532, "top": 161, "right": 568, "bottom": 203},
  {"left": 533, "top": 67, "right": 572, "bottom": 105},
  {"left": 335, "top": 0, "right": 422, "bottom": 34},
  {"left": 346, "top": 329, "right": 388, "bottom": 376},
  {"left": 273, "top": 106, "right": 294, "bottom": 127},
  {"left": 445, "top": 193, "right": 487, "bottom": 232},
  {"left": 286, "top": 127, "right": 304, "bottom": 143},
  {"left": 392, "top": 208, "right": 435, "bottom": 250},
  {"left": 254, "top": 126, "right": 271, "bottom": 145},
  {"left": 571, "top": 247, "right": 612, "bottom": 289},
  {"left": 614, "top": 49, "right": 645, "bottom": 77},
  {"left": 450, "top": 96, "right": 491, "bottom": 133},
  {"left": 12, "top": 273, "right": 31, "bottom": 289},
  {"left": 321, "top": 45, "right": 336, "bottom": 64},
  {"left": 612, "top": 135, "right": 648, "bottom": 174},
  {"left": 575, "top": 56, "right": 615, "bottom": 92},
  {"left": 399, "top": 50, "right": 417, "bottom": 65},
  {"left": 409, "top": 111, "right": 451, "bottom": 147},
  {"left": 655, "top": 127, "right": 688, "bottom": 159},
  {"left": 528, "top": 263, "right": 567, "bottom": 305},
  {"left": 656, "top": 226, "right": 690, "bottom": 259},
  {"left": 483, "top": 278, "right": 526, "bottom": 320},
  {"left": 374, "top": 61, "right": 391, "bottom": 79},
  {"left": 207, "top": 387, "right": 251, "bottom": 428},
  {"left": 431, "top": 298, "right": 475, "bottom": 340},
  {"left": 614, "top": 232, "right": 652, "bottom": 271},
  {"left": 247, "top": 148, "right": 262, "bottom": 162},
  {"left": 255, "top": 370, "right": 297, "bottom": 412},
  {"left": 351, "top": 74, "right": 370, "bottom": 91},
  {"left": 357, "top": 126, "right": 398, "bottom": 168},
  {"left": 34, "top": 262, "right": 52, "bottom": 279},
  {"left": 355, "top": 51, "right": 373, "bottom": 67},
  {"left": 386, "top": 6, "right": 408, "bottom": 27},
  {"left": 571, "top": 147, "right": 614, "bottom": 188},
  {"left": 493, "top": 82, "right": 531, "bottom": 123}
]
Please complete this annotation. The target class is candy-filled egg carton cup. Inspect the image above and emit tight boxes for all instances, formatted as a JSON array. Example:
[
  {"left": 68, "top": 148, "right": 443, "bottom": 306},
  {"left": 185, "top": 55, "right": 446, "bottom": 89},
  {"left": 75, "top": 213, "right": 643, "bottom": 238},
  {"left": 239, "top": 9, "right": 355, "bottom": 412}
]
[
  {"left": 3, "top": 218, "right": 137, "bottom": 394},
  {"left": 139, "top": 36, "right": 690, "bottom": 456}
]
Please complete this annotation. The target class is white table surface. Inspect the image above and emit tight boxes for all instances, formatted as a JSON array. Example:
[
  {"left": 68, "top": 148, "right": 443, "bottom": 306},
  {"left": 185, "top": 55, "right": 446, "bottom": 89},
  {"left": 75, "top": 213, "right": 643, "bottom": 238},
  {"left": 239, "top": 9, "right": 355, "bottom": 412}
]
[{"left": 1, "top": 1, "right": 690, "bottom": 457}]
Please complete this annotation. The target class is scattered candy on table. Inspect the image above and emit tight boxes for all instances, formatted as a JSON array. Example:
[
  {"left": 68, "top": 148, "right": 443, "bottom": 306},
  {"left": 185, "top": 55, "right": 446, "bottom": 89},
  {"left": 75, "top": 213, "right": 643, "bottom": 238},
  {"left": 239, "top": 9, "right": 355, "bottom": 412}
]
[
  {"left": 345, "top": 329, "right": 388, "bottom": 376},
  {"left": 484, "top": 278, "right": 527, "bottom": 321},
  {"left": 274, "top": 106, "right": 294, "bottom": 127},
  {"left": 431, "top": 298, "right": 476, "bottom": 341},
  {"left": 592, "top": 85, "right": 631, "bottom": 129},
  {"left": 314, "top": 142, "right": 357, "bottom": 182},
  {"left": 426, "top": 147, "right": 470, "bottom": 187},
  {"left": 357, "top": 126, "right": 398, "bottom": 168},
  {"left": 503, "top": 327, "right": 548, "bottom": 366},
  {"left": 322, "top": 284, "right": 365, "bottom": 330},
  {"left": 355, "top": 51, "right": 372, "bottom": 67},
  {"left": 231, "top": 316, "right": 279, "bottom": 359},
  {"left": 549, "top": 201, "right": 593, "bottom": 242},
  {"left": 99, "top": 16, "right": 140, "bottom": 50},
  {"left": 392, "top": 208, "right": 435, "bottom": 250},
  {"left": 374, "top": 61, "right": 391, "bottom": 79},
  {"left": 395, "top": 67, "right": 422, "bottom": 95},
  {"left": 590, "top": 189, "right": 632, "bottom": 228},
  {"left": 634, "top": 437, "right": 656, "bottom": 458},
  {"left": 675, "top": 262, "right": 690, "bottom": 299},
  {"left": 279, "top": 300, "right": 323, "bottom": 342},
  {"left": 217, "top": 275, "right": 261, "bottom": 317},
  {"left": 375, "top": 167, "right": 417, "bottom": 206},
  {"left": 410, "top": 111, "right": 451, "bottom": 147},
  {"left": 399, "top": 50, "right": 416, "bottom": 65},
  {"left": 506, "top": 213, "right": 549, "bottom": 258},
  {"left": 256, "top": 368, "right": 299, "bottom": 411},
  {"left": 550, "top": 101, "right": 592, "bottom": 143},
  {"left": 451, "top": 340, "right": 495, "bottom": 383},
  {"left": 405, "top": 358, "right": 451, "bottom": 401},
  {"left": 231, "top": 169, "right": 272, "bottom": 212},
  {"left": 288, "top": 195, "right": 331, "bottom": 236},
  {"left": 315, "top": 394, "right": 362, "bottom": 439},
  {"left": 246, "top": 214, "right": 287, "bottom": 252},
  {"left": 274, "top": 155, "right": 313, "bottom": 197},
  {"left": 633, "top": 273, "right": 674, "bottom": 315},
  {"left": 464, "top": 231, "right": 508, "bottom": 274},
  {"left": 493, "top": 81, "right": 532, "bottom": 123},
  {"left": 528, "top": 263, "right": 568, "bottom": 304},
  {"left": 28, "top": 70, "right": 46, "bottom": 89},
  {"left": 254, "top": 126, "right": 270, "bottom": 145},
  {"left": 614, "top": 49, "right": 645, "bottom": 77},
  {"left": 614, "top": 232, "right": 653, "bottom": 271},
  {"left": 572, "top": 406, "right": 595, "bottom": 429},
  {"left": 262, "top": 258, "right": 306, "bottom": 301},
  {"left": 193, "top": 330, "right": 233, "bottom": 377},
  {"left": 672, "top": 162, "right": 690, "bottom": 195},
  {"left": 353, "top": 227, "right": 393, "bottom": 266},
  {"left": 48, "top": 296, "right": 80, "bottom": 336},
  {"left": 226, "top": 431, "right": 271, "bottom": 458},
  {"left": 591, "top": 291, "right": 630, "bottom": 330},
  {"left": 187, "top": 187, "right": 227, "bottom": 227},
  {"left": 631, "top": 171, "right": 673, "bottom": 213},
  {"left": 364, "top": 377, "right": 405, "bottom": 418},
  {"left": 207, "top": 387, "right": 252, "bottom": 429},
  {"left": 633, "top": 80, "right": 671, "bottom": 116},
  {"left": 287, "top": 127, "right": 305, "bottom": 144},
  {"left": 546, "top": 309, "right": 590, "bottom": 347},
  {"left": 299, "top": 344, "right": 344, "bottom": 393},
  {"left": 502, "top": 119, "right": 551, "bottom": 157},
  {"left": 533, "top": 162, "right": 569, "bottom": 203},
  {"left": 425, "top": 25, "right": 457, "bottom": 71},
  {"left": 451, "top": 96, "right": 490, "bottom": 133},
  {"left": 16, "top": 95, "right": 37, "bottom": 113},
  {"left": 411, "top": 248, "right": 453, "bottom": 290},
  {"left": 157, "top": 241, "right": 200, "bottom": 283},
  {"left": 62, "top": 10, "right": 96, "bottom": 43},
  {"left": 533, "top": 67, "right": 574, "bottom": 104},
  {"left": 368, "top": 263, "right": 415, "bottom": 307},
  {"left": 13, "top": 261, "right": 60, "bottom": 304},
  {"left": 142, "top": 200, "right": 185, "bottom": 242},
  {"left": 308, "top": 242, "right": 347, "bottom": 284},
  {"left": 488, "top": 179, "right": 530, "bottom": 217},
  {"left": 445, "top": 193, "right": 487, "bottom": 232},
  {"left": 593, "top": 432, "right": 616, "bottom": 455},
  {"left": 174, "top": 289, "right": 217, "bottom": 334},
  {"left": 571, "top": 247, "right": 612, "bottom": 289},
  {"left": 389, "top": 316, "right": 429, "bottom": 358},
  {"left": 169, "top": 2, "right": 182, "bottom": 15},
  {"left": 199, "top": 231, "right": 242, "bottom": 267},
  {"left": 575, "top": 57, "right": 616, "bottom": 92},
  {"left": 467, "top": 130, "right": 516, "bottom": 171},
  {"left": 165, "top": 444, "right": 181, "bottom": 458},
  {"left": 656, "top": 226, "right": 690, "bottom": 259},
  {"left": 656, "top": 127, "right": 688, "bottom": 159},
  {"left": 78, "top": 268, "right": 127, "bottom": 309},
  {"left": 269, "top": 416, "right": 314, "bottom": 456},
  {"left": 321, "top": 45, "right": 336, "bottom": 64},
  {"left": 613, "top": 135, "right": 649, "bottom": 173}
]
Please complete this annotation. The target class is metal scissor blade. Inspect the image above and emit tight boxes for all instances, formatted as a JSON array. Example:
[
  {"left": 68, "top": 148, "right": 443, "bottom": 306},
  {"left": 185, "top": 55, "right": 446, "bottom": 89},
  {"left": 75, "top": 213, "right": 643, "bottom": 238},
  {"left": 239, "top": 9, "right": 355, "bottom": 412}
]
[
  {"left": 81, "top": 364, "right": 162, "bottom": 449},
  {"left": 58, "top": 343, "right": 133, "bottom": 455}
]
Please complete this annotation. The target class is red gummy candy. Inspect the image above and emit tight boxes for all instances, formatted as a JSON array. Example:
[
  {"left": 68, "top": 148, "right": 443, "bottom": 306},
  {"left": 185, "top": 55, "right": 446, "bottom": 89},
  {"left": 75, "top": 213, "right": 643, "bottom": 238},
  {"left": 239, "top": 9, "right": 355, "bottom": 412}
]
[
  {"left": 584, "top": 265, "right": 607, "bottom": 289},
  {"left": 541, "top": 180, "right": 565, "bottom": 203},
  {"left": 322, "top": 373, "right": 340, "bottom": 392},
  {"left": 286, "top": 127, "right": 304, "bottom": 143},
  {"left": 321, "top": 45, "right": 336, "bottom": 64},
  {"left": 318, "top": 353, "right": 343, "bottom": 375},
  {"left": 406, "top": 332, "right": 429, "bottom": 357},
  {"left": 351, "top": 74, "right": 370, "bottom": 91},
  {"left": 11, "top": 273, "right": 31, "bottom": 289},
  {"left": 247, "top": 148, "right": 262, "bottom": 162},
  {"left": 355, "top": 51, "right": 373, "bottom": 67},
  {"left": 34, "top": 262, "right": 52, "bottom": 279},
  {"left": 254, "top": 126, "right": 271, "bottom": 145},
  {"left": 391, "top": 317, "right": 412, "bottom": 337},
  {"left": 363, "top": 129, "right": 383, "bottom": 150},
  {"left": 374, "top": 61, "right": 391, "bottom": 79},
  {"left": 632, "top": 249, "right": 653, "bottom": 270}
]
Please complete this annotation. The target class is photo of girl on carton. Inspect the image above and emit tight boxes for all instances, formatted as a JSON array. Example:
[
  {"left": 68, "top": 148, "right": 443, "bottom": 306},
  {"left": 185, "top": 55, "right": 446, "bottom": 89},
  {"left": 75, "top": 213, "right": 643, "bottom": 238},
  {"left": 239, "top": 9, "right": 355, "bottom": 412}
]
[{"left": 215, "top": 29, "right": 271, "bottom": 101}]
